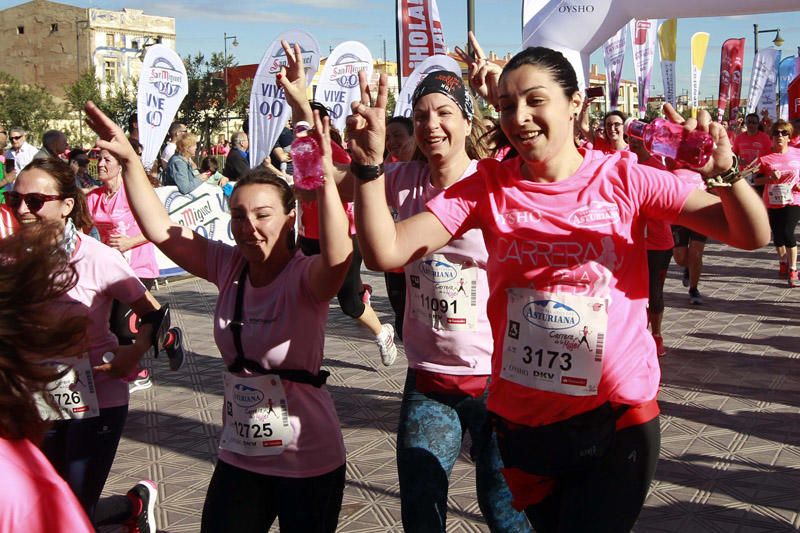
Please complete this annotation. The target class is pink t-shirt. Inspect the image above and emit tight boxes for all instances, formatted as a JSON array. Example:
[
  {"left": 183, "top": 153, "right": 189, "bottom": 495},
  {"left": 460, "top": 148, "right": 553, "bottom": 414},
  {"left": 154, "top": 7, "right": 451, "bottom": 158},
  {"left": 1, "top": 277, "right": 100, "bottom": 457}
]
[
  {"left": 758, "top": 148, "right": 800, "bottom": 208},
  {"left": 207, "top": 241, "right": 346, "bottom": 477},
  {"left": 638, "top": 156, "right": 675, "bottom": 251},
  {"left": 0, "top": 438, "right": 93, "bottom": 533},
  {"left": 427, "top": 149, "right": 695, "bottom": 427},
  {"left": 733, "top": 131, "right": 773, "bottom": 165},
  {"left": 85, "top": 186, "right": 159, "bottom": 279},
  {"left": 57, "top": 234, "right": 146, "bottom": 408},
  {"left": 385, "top": 160, "right": 493, "bottom": 376}
]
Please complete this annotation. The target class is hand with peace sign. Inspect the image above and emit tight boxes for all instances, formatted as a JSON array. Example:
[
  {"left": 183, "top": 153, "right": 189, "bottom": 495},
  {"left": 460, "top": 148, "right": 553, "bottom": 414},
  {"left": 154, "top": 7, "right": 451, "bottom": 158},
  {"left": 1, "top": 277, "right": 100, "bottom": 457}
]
[
  {"left": 276, "top": 40, "right": 313, "bottom": 124},
  {"left": 454, "top": 31, "right": 502, "bottom": 108},
  {"left": 346, "top": 71, "right": 389, "bottom": 166}
]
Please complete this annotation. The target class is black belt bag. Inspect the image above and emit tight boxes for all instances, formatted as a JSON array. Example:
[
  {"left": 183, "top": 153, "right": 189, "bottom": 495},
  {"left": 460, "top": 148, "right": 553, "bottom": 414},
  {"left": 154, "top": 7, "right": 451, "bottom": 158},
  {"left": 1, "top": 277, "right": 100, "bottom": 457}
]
[{"left": 494, "top": 402, "right": 626, "bottom": 478}]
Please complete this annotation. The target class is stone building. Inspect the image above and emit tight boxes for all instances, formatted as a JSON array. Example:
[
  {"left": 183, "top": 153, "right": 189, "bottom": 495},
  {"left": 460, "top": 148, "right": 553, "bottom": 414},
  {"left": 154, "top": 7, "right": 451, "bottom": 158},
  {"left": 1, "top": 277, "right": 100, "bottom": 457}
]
[{"left": 0, "top": 0, "right": 175, "bottom": 97}]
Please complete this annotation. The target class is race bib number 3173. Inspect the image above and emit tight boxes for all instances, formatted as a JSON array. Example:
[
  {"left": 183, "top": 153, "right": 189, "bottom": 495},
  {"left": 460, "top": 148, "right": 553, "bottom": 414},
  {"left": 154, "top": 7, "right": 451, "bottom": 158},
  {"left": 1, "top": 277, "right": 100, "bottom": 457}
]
[{"left": 500, "top": 288, "right": 608, "bottom": 396}]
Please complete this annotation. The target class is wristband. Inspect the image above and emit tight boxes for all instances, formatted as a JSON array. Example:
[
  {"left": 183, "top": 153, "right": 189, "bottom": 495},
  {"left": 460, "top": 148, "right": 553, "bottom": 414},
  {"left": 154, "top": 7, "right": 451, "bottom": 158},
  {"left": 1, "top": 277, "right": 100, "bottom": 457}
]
[
  {"left": 704, "top": 155, "right": 742, "bottom": 189},
  {"left": 350, "top": 162, "right": 384, "bottom": 182}
]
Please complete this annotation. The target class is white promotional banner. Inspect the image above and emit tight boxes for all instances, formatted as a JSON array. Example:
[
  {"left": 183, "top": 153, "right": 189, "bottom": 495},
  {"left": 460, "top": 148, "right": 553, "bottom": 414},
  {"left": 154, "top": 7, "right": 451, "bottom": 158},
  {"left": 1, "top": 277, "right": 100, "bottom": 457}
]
[
  {"left": 747, "top": 47, "right": 781, "bottom": 115},
  {"left": 757, "top": 49, "right": 781, "bottom": 120},
  {"left": 603, "top": 27, "right": 626, "bottom": 110},
  {"left": 690, "top": 32, "right": 710, "bottom": 111},
  {"left": 249, "top": 30, "right": 320, "bottom": 169},
  {"left": 522, "top": 0, "right": 800, "bottom": 87},
  {"left": 630, "top": 19, "right": 657, "bottom": 118},
  {"left": 393, "top": 54, "right": 461, "bottom": 118},
  {"left": 154, "top": 184, "right": 234, "bottom": 277},
  {"left": 137, "top": 45, "right": 188, "bottom": 171},
  {"left": 315, "top": 42, "right": 374, "bottom": 132}
]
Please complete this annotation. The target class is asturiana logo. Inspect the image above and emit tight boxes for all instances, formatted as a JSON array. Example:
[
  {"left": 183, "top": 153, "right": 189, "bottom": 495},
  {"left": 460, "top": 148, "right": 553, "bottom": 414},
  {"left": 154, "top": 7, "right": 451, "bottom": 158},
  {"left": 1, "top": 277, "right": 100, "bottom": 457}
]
[
  {"left": 233, "top": 383, "right": 264, "bottom": 407},
  {"left": 568, "top": 202, "right": 620, "bottom": 228},
  {"left": 419, "top": 259, "right": 457, "bottom": 284},
  {"left": 524, "top": 299, "right": 581, "bottom": 330}
]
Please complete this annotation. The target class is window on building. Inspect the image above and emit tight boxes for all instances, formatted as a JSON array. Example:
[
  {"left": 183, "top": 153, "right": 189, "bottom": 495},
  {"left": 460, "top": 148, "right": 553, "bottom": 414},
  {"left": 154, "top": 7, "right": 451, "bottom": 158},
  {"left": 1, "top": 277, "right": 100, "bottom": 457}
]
[
  {"left": 106, "top": 33, "right": 115, "bottom": 47},
  {"left": 104, "top": 59, "right": 118, "bottom": 84},
  {"left": 17, "top": 26, "right": 24, "bottom": 35},
  {"left": 132, "top": 40, "right": 139, "bottom": 49},
  {"left": 50, "top": 23, "right": 58, "bottom": 32}
]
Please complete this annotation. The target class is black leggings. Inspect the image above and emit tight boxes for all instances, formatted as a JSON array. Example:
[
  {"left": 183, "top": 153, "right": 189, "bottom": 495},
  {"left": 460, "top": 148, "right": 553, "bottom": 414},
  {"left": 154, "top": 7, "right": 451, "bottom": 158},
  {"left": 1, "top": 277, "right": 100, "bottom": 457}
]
[
  {"left": 109, "top": 278, "right": 155, "bottom": 345},
  {"left": 201, "top": 460, "right": 345, "bottom": 533},
  {"left": 299, "top": 235, "right": 366, "bottom": 319},
  {"left": 384, "top": 271, "right": 406, "bottom": 340},
  {"left": 768, "top": 205, "right": 800, "bottom": 248},
  {"left": 647, "top": 250, "right": 672, "bottom": 314}
]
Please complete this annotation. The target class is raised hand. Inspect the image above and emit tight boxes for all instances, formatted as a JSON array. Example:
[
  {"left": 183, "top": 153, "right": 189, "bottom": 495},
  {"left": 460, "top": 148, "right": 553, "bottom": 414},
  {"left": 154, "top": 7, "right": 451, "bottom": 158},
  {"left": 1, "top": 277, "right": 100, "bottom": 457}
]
[
  {"left": 276, "top": 40, "right": 310, "bottom": 112},
  {"left": 312, "top": 109, "right": 334, "bottom": 180},
  {"left": 454, "top": 31, "right": 502, "bottom": 107},
  {"left": 84, "top": 101, "right": 139, "bottom": 164},
  {"left": 345, "top": 71, "right": 388, "bottom": 166},
  {"left": 663, "top": 103, "right": 734, "bottom": 178}
]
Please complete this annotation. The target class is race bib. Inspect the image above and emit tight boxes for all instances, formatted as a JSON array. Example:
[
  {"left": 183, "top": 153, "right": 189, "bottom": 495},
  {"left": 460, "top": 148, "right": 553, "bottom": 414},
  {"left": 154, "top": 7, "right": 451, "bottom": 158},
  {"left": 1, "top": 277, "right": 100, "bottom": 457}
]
[
  {"left": 768, "top": 183, "right": 792, "bottom": 206},
  {"left": 219, "top": 373, "right": 294, "bottom": 456},
  {"left": 37, "top": 357, "right": 99, "bottom": 420},
  {"left": 408, "top": 254, "right": 479, "bottom": 331},
  {"left": 500, "top": 288, "right": 608, "bottom": 396}
]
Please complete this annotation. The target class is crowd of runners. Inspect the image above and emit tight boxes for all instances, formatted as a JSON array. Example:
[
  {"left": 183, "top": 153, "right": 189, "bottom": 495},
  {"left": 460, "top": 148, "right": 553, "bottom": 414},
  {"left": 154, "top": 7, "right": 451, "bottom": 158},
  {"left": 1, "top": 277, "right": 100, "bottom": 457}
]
[{"left": 1, "top": 29, "right": 798, "bottom": 533}]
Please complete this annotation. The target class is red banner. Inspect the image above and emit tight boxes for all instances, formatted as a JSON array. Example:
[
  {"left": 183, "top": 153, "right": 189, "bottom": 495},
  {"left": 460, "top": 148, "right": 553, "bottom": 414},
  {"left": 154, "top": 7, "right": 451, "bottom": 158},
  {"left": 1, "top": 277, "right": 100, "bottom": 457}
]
[
  {"left": 723, "top": 38, "right": 746, "bottom": 122},
  {"left": 789, "top": 77, "right": 800, "bottom": 121},
  {"left": 397, "top": 0, "right": 447, "bottom": 86}
]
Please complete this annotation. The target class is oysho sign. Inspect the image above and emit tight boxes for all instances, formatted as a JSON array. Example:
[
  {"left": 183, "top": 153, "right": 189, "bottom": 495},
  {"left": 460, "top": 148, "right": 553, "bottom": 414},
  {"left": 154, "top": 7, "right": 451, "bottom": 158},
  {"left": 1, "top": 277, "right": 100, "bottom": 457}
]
[{"left": 558, "top": 3, "right": 595, "bottom": 12}]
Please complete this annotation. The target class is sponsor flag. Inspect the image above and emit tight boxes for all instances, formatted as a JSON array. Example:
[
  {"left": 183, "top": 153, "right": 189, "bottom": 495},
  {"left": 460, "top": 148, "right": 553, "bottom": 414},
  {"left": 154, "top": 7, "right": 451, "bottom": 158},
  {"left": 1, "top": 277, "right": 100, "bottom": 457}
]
[
  {"left": 137, "top": 45, "right": 188, "bottom": 172},
  {"left": 658, "top": 19, "right": 677, "bottom": 108},
  {"left": 603, "top": 27, "right": 626, "bottom": 110},
  {"left": 394, "top": 54, "right": 461, "bottom": 118},
  {"left": 397, "top": 0, "right": 447, "bottom": 88},
  {"left": 249, "top": 30, "right": 320, "bottom": 169},
  {"left": 315, "top": 42, "right": 374, "bottom": 132},
  {"left": 690, "top": 32, "right": 710, "bottom": 117},
  {"left": 757, "top": 49, "right": 781, "bottom": 121},
  {"left": 789, "top": 76, "right": 800, "bottom": 121},
  {"left": 778, "top": 56, "right": 797, "bottom": 120},
  {"left": 746, "top": 47, "right": 780, "bottom": 116},
  {"left": 717, "top": 38, "right": 744, "bottom": 121},
  {"left": 630, "top": 19, "right": 657, "bottom": 118},
  {"left": 725, "top": 39, "right": 746, "bottom": 122}
]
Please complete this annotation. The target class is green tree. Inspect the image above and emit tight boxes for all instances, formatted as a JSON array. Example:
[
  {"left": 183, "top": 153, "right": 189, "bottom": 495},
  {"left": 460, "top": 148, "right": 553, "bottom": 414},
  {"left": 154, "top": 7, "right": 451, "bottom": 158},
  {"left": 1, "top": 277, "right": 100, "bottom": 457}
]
[
  {"left": 63, "top": 73, "right": 136, "bottom": 147},
  {"left": 179, "top": 51, "right": 236, "bottom": 151},
  {"left": 385, "top": 89, "right": 397, "bottom": 117},
  {"left": 0, "top": 72, "right": 59, "bottom": 143}
]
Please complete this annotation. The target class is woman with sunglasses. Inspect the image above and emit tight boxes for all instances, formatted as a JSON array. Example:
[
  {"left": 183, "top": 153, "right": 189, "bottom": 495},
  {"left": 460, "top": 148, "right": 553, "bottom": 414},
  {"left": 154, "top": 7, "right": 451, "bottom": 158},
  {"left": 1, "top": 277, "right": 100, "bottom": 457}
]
[
  {"left": 349, "top": 45, "right": 768, "bottom": 531},
  {"left": 5, "top": 159, "right": 165, "bottom": 530},
  {"left": 84, "top": 41, "right": 352, "bottom": 533},
  {"left": 754, "top": 120, "right": 800, "bottom": 286}
]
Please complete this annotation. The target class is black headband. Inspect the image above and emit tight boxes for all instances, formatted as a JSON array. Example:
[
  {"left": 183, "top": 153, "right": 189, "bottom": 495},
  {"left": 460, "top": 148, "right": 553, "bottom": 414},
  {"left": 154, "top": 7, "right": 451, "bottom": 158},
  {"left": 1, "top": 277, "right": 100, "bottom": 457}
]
[{"left": 411, "top": 70, "right": 473, "bottom": 122}]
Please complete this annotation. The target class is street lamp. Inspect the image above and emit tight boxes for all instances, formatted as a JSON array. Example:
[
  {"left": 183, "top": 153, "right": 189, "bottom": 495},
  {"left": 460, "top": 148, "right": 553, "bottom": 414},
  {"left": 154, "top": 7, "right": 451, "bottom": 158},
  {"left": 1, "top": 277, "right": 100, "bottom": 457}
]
[
  {"left": 223, "top": 32, "right": 239, "bottom": 141},
  {"left": 753, "top": 24, "right": 784, "bottom": 54}
]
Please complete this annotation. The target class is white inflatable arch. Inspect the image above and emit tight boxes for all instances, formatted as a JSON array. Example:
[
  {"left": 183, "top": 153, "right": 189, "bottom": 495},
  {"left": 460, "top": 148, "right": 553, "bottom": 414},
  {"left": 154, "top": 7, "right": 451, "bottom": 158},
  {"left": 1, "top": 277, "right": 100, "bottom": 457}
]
[{"left": 522, "top": 0, "right": 800, "bottom": 87}]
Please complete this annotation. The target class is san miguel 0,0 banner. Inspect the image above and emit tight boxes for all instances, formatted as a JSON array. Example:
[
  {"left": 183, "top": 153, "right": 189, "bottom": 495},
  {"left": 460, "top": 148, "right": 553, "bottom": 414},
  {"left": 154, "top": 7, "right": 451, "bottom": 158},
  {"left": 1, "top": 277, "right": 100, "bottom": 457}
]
[
  {"left": 249, "top": 30, "right": 320, "bottom": 169},
  {"left": 315, "top": 42, "right": 374, "bottom": 132},
  {"left": 137, "top": 45, "right": 188, "bottom": 172},
  {"left": 394, "top": 54, "right": 461, "bottom": 118},
  {"left": 603, "top": 27, "right": 626, "bottom": 110},
  {"left": 630, "top": 19, "right": 657, "bottom": 119},
  {"left": 397, "top": 0, "right": 447, "bottom": 87},
  {"left": 690, "top": 32, "right": 710, "bottom": 118},
  {"left": 658, "top": 19, "right": 677, "bottom": 108}
]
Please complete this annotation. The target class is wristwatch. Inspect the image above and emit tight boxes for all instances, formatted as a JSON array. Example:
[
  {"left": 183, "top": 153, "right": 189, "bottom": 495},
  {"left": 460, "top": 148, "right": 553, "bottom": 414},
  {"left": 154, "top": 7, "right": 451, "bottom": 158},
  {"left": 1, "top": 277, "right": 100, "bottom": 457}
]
[
  {"left": 704, "top": 155, "right": 742, "bottom": 189},
  {"left": 350, "top": 162, "right": 384, "bottom": 182}
]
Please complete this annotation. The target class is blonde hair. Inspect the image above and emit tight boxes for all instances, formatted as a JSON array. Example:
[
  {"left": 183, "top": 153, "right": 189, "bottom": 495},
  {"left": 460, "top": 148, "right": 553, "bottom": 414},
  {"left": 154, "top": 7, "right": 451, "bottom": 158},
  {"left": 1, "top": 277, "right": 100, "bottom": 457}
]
[{"left": 177, "top": 133, "right": 198, "bottom": 157}]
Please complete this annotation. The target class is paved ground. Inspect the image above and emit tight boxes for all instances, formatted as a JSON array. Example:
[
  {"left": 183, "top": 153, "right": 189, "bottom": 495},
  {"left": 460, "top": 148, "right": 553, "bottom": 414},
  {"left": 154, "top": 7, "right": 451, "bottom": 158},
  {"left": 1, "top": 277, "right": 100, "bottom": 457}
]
[{"left": 101, "top": 241, "right": 800, "bottom": 532}]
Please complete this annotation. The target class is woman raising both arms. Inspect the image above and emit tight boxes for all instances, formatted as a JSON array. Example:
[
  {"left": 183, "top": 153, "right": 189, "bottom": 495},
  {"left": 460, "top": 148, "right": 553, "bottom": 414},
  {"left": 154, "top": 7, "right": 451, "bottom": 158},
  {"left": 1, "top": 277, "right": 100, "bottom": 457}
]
[{"left": 348, "top": 44, "right": 768, "bottom": 532}]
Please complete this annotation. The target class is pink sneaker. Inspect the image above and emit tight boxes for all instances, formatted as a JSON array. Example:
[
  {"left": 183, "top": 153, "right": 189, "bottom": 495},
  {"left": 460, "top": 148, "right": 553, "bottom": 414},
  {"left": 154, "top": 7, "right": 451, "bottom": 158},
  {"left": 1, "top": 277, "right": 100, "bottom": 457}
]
[
  {"left": 653, "top": 335, "right": 666, "bottom": 357},
  {"left": 779, "top": 262, "right": 788, "bottom": 278},
  {"left": 789, "top": 269, "right": 799, "bottom": 288}
]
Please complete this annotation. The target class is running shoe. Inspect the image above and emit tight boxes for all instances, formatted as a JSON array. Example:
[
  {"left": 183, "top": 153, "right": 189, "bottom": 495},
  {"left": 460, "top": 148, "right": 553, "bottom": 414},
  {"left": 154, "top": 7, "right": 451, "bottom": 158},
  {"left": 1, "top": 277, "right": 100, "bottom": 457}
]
[
  {"left": 779, "top": 262, "right": 788, "bottom": 278},
  {"left": 688, "top": 288, "right": 703, "bottom": 305},
  {"left": 376, "top": 323, "right": 397, "bottom": 366},
  {"left": 163, "top": 327, "right": 185, "bottom": 371},
  {"left": 681, "top": 268, "right": 690, "bottom": 288},
  {"left": 125, "top": 480, "right": 157, "bottom": 533},
  {"left": 128, "top": 369, "right": 152, "bottom": 393},
  {"left": 360, "top": 284, "right": 373, "bottom": 306},
  {"left": 653, "top": 334, "right": 666, "bottom": 357},
  {"left": 789, "top": 269, "right": 799, "bottom": 288}
]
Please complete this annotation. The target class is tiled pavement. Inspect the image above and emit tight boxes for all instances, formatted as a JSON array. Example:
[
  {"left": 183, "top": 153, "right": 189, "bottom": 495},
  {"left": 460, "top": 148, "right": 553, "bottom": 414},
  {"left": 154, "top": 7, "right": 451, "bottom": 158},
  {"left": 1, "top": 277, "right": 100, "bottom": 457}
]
[{"left": 101, "top": 241, "right": 800, "bottom": 532}]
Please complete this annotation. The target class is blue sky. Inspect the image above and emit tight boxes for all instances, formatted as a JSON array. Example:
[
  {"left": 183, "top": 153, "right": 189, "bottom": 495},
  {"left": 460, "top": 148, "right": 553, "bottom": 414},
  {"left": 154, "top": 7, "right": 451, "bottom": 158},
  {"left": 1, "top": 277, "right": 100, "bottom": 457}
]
[{"left": 3, "top": 0, "right": 799, "bottom": 95}]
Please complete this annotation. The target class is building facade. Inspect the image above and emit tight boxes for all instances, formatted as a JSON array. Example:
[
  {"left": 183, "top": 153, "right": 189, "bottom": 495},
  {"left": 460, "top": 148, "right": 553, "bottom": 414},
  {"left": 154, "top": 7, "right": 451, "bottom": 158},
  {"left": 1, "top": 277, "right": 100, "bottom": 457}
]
[{"left": 0, "top": 0, "right": 175, "bottom": 97}]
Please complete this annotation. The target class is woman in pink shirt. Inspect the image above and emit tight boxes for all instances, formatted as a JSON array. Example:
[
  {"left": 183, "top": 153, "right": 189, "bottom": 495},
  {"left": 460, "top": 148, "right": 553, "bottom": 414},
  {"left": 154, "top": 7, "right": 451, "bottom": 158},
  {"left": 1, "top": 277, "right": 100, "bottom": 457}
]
[
  {"left": 83, "top": 41, "right": 352, "bottom": 533},
  {"left": 348, "top": 46, "right": 769, "bottom": 531},
  {"left": 755, "top": 120, "right": 800, "bottom": 286}
]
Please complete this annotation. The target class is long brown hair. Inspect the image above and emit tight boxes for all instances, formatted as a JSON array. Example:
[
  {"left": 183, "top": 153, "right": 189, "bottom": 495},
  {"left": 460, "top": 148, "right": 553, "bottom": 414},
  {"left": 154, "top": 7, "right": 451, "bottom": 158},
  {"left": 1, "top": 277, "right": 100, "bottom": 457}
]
[
  {"left": 19, "top": 158, "right": 94, "bottom": 232},
  {"left": 0, "top": 223, "right": 88, "bottom": 442}
]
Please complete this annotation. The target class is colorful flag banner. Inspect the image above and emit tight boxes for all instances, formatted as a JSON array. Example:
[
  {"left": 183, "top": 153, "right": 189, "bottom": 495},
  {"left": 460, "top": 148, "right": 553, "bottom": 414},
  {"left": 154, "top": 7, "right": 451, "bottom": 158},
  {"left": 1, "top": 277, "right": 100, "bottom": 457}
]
[
  {"left": 717, "top": 38, "right": 745, "bottom": 121},
  {"left": 788, "top": 76, "right": 800, "bottom": 121},
  {"left": 397, "top": 0, "right": 447, "bottom": 88},
  {"left": 630, "top": 19, "right": 657, "bottom": 118},
  {"left": 746, "top": 47, "right": 780, "bottom": 116},
  {"left": 726, "top": 39, "right": 746, "bottom": 122},
  {"left": 778, "top": 56, "right": 797, "bottom": 120},
  {"left": 137, "top": 44, "right": 188, "bottom": 172},
  {"left": 393, "top": 54, "right": 461, "bottom": 118},
  {"left": 658, "top": 19, "right": 677, "bottom": 108},
  {"left": 757, "top": 49, "right": 781, "bottom": 121},
  {"left": 603, "top": 27, "right": 627, "bottom": 110},
  {"left": 690, "top": 32, "right": 710, "bottom": 117},
  {"left": 315, "top": 42, "right": 374, "bottom": 132},
  {"left": 249, "top": 30, "right": 320, "bottom": 169}
]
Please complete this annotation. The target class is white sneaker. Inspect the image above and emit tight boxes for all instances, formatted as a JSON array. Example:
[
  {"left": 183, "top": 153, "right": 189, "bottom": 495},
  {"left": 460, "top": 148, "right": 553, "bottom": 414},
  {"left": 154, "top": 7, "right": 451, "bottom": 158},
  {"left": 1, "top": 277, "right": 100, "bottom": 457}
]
[{"left": 375, "top": 324, "right": 397, "bottom": 366}]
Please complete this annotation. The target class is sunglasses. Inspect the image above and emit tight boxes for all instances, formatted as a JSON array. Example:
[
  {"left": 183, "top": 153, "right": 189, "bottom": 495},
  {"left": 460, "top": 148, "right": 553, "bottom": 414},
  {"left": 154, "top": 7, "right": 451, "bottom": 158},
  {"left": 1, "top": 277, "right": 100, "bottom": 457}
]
[
  {"left": 773, "top": 130, "right": 791, "bottom": 138},
  {"left": 3, "top": 191, "right": 65, "bottom": 213},
  {"left": 10, "top": 135, "right": 24, "bottom": 141}
]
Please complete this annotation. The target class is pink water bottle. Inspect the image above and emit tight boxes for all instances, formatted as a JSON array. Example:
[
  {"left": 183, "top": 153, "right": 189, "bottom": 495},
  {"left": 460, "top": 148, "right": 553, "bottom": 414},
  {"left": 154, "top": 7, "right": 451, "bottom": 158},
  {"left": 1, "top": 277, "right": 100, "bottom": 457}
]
[
  {"left": 290, "top": 121, "right": 325, "bottom": 190},
  {"left": 625, "top": 118, "right": 714, "bottom": 168}
]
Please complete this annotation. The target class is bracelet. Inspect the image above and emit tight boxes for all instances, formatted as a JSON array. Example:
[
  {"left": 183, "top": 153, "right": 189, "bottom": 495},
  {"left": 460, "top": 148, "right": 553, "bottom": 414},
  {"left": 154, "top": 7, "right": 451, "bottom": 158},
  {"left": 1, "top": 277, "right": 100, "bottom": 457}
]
[
  {"left": 350, "top": 162, "right": 384, "bottom": 182},
  {"left": 704, "top": 155, "right": 742, "bottom": 189}
]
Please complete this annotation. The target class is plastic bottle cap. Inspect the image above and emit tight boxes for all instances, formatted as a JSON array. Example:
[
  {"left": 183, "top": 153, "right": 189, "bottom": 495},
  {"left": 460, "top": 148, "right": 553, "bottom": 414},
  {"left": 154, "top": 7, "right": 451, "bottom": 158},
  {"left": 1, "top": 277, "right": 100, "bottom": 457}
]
[
  {"left": 102, "top": 352, "right": 115, "bottom": 364},
  {"left": 294, "top": 121, "right": 311, "bottom": 134}
]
